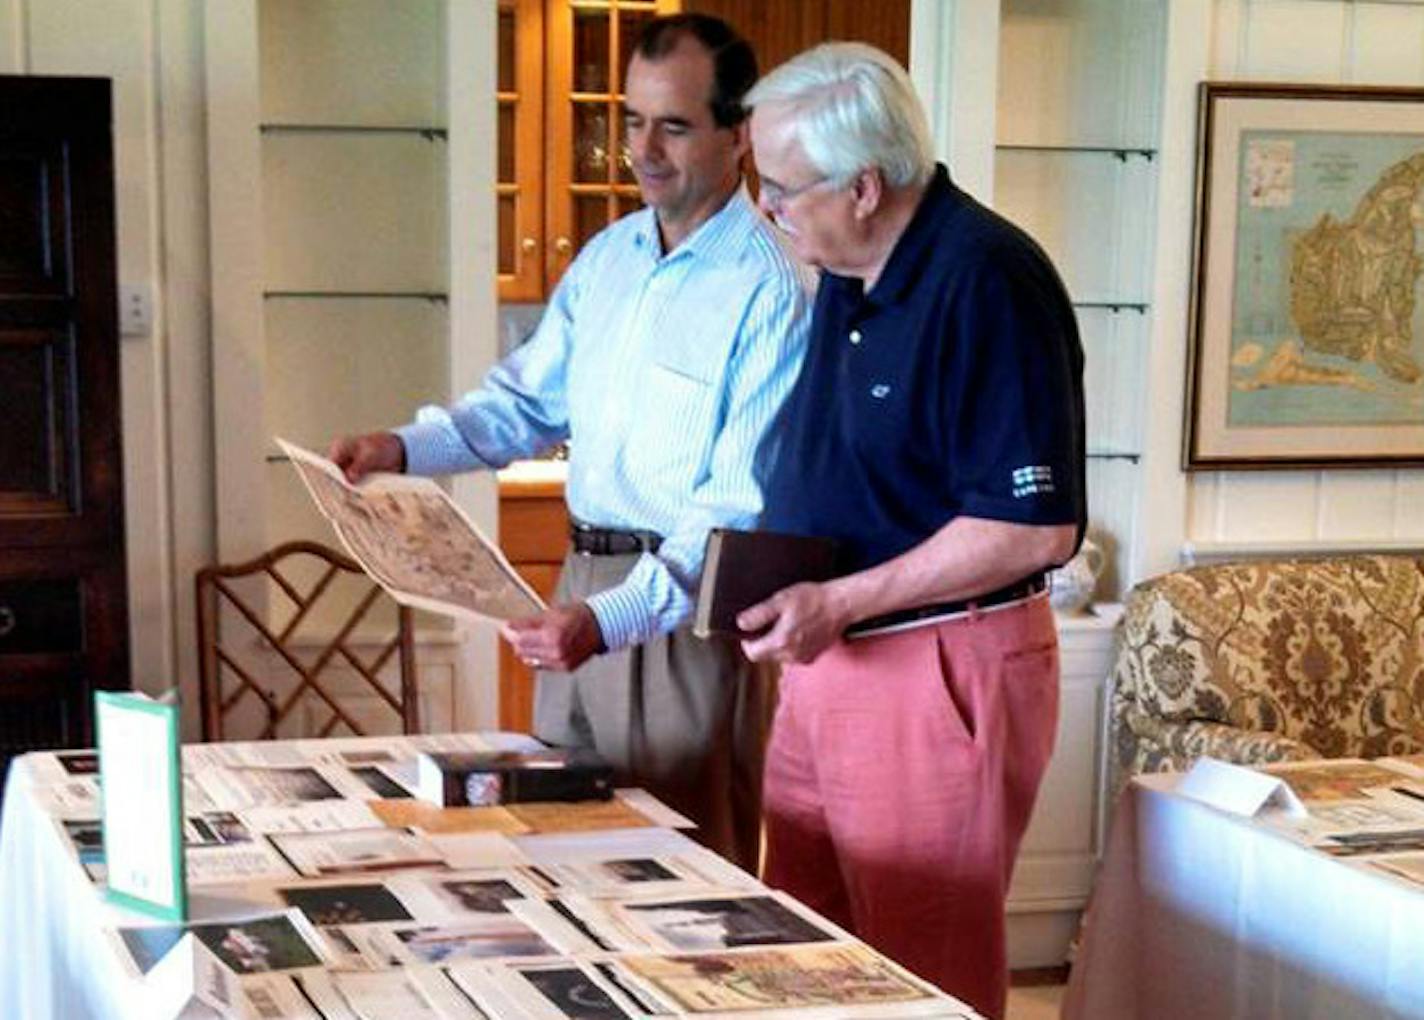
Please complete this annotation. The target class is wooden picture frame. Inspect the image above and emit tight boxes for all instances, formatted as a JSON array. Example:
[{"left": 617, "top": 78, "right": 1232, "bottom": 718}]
[{"left": 1184, "top": 82, "right": 1424, "bottom": 469}]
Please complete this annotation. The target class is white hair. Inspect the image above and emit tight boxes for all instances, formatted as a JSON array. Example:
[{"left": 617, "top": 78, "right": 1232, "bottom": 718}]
[{"left": 746, "top": 42, "right": 935, "bottom": 189}]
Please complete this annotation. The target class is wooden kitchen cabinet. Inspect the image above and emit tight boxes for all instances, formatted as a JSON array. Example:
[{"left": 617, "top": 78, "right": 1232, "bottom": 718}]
[
  {"left": 498, "top": 0, "right": 677, "bottom": 302},
  {"left": 497, "top": 475, "right": 569, "bottom": 731},
  {"left": 497, "top": 0, "right": 909, "bottom": 302}
]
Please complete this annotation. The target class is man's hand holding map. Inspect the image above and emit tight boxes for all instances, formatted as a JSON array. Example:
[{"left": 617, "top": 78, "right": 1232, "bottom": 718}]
[{"left": 276, "top": 438, "right": 544, "bottom": 624}]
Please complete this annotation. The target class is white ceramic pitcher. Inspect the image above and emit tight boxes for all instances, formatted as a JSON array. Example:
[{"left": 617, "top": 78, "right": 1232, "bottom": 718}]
[{"left": 1048, "top": 537, "right": 1105, "bottom": 614}]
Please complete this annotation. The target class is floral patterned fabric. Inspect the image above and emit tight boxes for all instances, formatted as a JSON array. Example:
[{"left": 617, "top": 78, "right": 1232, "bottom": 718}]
[{"left": 1107, "top": 555, "right": 1424, "bottom": 803}]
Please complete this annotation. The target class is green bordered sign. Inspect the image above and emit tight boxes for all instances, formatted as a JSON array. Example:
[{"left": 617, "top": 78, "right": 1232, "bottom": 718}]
[{"left": 95, "top": 691, "right": 186, "bottom": 922}]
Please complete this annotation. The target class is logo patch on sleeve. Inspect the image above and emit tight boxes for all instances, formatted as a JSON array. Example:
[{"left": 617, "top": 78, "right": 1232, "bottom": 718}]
[{"left": 1011, "top": 465, "right": 1055, "bottom": 498}]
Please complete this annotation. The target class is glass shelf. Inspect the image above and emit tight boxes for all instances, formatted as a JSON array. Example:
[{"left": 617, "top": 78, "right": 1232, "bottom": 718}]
[
  {"left": 1074, "top": 301, "right": 1149, "bottom": 314},
  {"left": 996, "top": 144, "right": 1156, "bottom": 162},
  {"left": 264, "top": 291, "right": 448, "bottom": 303},
  {"left": 260, "top": 124, "right": 447, "bottom": 141},
  {"left": 1086, "top": 450, "right": 1141, "bottom": 462}
]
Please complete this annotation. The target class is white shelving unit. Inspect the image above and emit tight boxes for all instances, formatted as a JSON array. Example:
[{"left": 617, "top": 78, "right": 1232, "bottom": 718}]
[
  {"left": 205, "top": 0, "right": 502, "bottom": 731},
  {"left": 994, "top": 0, "right": 1168, "bottom": 602}
]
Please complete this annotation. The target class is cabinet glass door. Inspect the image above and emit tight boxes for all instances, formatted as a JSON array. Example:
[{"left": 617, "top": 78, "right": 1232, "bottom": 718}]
[
  {"left": 546, "top": 0, "right": 674, "bottom": 291},
  {"left": 498, "top": 0, "right": 545, "bottom": 301}
]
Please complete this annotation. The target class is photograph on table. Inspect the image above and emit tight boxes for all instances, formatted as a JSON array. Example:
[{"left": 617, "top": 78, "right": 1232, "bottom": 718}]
[
  {"left": 185, "top": 811, "right": 254, "bottom": 846},
  {"left": 346, "top": 919, "right": 560, "bottom": 966},
  {"left": 187, "top": 841, "right": 298, "bottom": 886},
  {"left": 1372, "top": 852, "right": 1424, "bottom": 886},
  {"left": 528, "top": 850, "right": 757, "bottom": 899},
  {"left": 269, "top": 827, "right": 446, "bottom": 877},
  {"left": 57, "top": 818, "right": 107, "bottom": 881},
  {"left": 330, "top": 969, "right": 448, "bottom": 1020},
  {"left": 197, "top": 765, "right": 347, "bottom": 808},
  {"left": 279, "top": 881, "right": 416, "bottom": 926},
  {"left": 114, "top": 910, "right": 327, "bottom": 977},
  {"left": 1256, "top": 758, "right": 1413, "bottom": 802},
  {"left": 451, "top": 960, "right": 638, "bottom": 1020},
  {"left": 1301, "top": 798, "right": 1424, "bottom": 835},
  {"left": 238, "top": 975, "right": 324, "bottom": 1020},
  {"left": 392, "top": 867, "right": 546, "bottom": 922},
  {"left": 1184, "top": 82, "right": 1424, "bottom": 469},
  {"left": 562, "top": 891, "right": 840, "bottom": 953},
  {"left": 613, "top": 943, "right": 952, "bottom": 1015},
  {"left": 347, "top": 765, "right": 414, "bottom": 799}
]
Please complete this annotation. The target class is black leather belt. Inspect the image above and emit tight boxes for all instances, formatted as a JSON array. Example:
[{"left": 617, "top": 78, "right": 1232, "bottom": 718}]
[
  {"left": 845, "top": 573, "right": 1047, "bottom": 637},
  {"left": 570, "top": 521, "right": 663, "bottom": 556}
]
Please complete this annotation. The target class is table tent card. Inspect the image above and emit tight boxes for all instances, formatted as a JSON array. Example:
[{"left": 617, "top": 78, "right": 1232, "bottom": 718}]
[
  {"left": 1176, "top": 757, "right": 1307, "bottom": 820},
  {"left": 96, "top": 690, "right": 187, "bottom": 921}
]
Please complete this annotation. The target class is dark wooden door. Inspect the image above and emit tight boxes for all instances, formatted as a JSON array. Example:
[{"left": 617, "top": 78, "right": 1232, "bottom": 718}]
[{"left": 0, "top": 76, "right": 128, "bottom": 769}]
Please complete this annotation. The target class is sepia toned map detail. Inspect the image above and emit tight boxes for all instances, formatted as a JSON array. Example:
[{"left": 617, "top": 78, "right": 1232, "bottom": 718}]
[
  {"left": 621, "top": 944, "right": 936, "bottom": 1012},
  {"left": 1290, "top": 152, "right": 1424, "bottom": 384},
  {"left": 277, "top": 439, "right": 543, "bottom": 624},
  {"left": 1229, "top": 135, "right": 1424, "bottom": 426}
]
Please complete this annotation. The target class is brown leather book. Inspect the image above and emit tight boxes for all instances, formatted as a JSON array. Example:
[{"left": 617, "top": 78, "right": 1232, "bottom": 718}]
[{"left": 693, "top": 528, "right": 839, "bottom": 638}]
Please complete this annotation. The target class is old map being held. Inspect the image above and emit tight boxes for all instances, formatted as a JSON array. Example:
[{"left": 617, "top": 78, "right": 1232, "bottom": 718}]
[{"left": 276, "top": 438, "right": 544, "bottom": 624}]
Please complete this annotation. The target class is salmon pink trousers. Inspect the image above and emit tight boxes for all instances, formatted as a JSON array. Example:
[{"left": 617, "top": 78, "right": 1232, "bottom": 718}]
[{"left": 761, "top": 593, "right": 1060, "bottom": 1020}]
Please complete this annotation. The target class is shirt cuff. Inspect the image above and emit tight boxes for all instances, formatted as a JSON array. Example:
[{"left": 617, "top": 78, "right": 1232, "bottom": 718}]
[
  {"left": 393, "top": 419, "right": 484, "bottom": 477},
  {"left": 585, "top": 583, "right": 657, "bottom": 652}
]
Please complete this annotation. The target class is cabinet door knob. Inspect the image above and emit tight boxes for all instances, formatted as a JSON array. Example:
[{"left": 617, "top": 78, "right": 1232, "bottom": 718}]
[
  {"left": 520, "top": 236, "right": 538, "bottom": 254},
  {"left": 554, "top": 236, "right": 573, "bottom": 255},
  {"left": 0, "top": 606, "right": 15, "bottom": 638}
]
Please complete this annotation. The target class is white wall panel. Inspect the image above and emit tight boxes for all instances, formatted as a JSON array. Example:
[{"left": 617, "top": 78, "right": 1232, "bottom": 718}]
[
  {"left": 1216, "top": 471, "right": 1320, "bottom": 540},
  {"left": 1187, "top": 472, "right": 1221, "bottom": 540},
  {"left": 994, "top": 151, "right": 1155, "bottom": 303},
  {"left": 1079, "top": 307, "right": 1147, "bottom": 455},
  {"left": 1317, "top": 471, "right": 1398, "bottom": 539},
  {"left": 260, "top": 0, "right": 444, "bottom": 126},
  {"left": 1349, "top": 5, "right": 1424, "bottom": 85},
  {"left": 1396, "top": 475, "right": 1424, "bottom": 537},
  {"left": 264, "top": 298, "right": 447, "bottom": 447},
  {"left": 1240, "top": 0, "right": 1348, "bottom": 81},
  {"left": 262, "top": 134, "right": 449, "bottom": 292},
  {"left": 998, "top": 0, "right": 1162, "bottom": 146}
]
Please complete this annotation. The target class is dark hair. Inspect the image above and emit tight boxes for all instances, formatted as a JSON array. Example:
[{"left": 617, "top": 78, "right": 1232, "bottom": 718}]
[{"left": 632, "top": 13, "right": 758, "bottom": 129}]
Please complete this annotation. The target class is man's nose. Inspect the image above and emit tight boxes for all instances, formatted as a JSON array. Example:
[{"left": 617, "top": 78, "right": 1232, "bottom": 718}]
[{"left": 633, "top": 127, "right": 663, "bottom": 163}]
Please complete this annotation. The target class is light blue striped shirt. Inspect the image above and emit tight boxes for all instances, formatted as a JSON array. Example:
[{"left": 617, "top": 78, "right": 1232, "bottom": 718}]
[{"left": 396, "top": 187, "right": 814, "bottom": 650}]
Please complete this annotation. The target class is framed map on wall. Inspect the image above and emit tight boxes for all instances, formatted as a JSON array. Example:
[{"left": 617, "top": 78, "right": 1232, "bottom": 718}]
[{"left": 1185, "top": 82, "right": 1424, "bottom": 469}]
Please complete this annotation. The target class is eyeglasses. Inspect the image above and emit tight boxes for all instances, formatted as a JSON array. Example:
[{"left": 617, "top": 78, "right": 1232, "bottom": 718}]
[{"left": 759, "top": 175, "right": 836, "bottom": 212}]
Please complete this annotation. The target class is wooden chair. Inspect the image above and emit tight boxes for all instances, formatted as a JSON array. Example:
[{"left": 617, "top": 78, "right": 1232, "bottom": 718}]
[{"left": 196, "top": 540, "right": 419, "bottom": 740}]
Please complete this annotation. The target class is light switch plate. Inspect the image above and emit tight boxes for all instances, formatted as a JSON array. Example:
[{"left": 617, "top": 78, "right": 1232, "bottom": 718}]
[{"left": 119, "top": 284, "right": 152, "bottom": 337}]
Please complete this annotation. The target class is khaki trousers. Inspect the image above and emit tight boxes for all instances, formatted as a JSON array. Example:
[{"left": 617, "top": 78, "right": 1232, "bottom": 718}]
[{"left": 532, "top": 550, "right": 771, "bottom": 873}]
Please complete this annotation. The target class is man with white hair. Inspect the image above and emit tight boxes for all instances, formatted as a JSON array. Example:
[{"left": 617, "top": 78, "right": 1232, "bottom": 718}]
[{"left": 737, "top": 43, "right": 1086, "bottom": 1020}]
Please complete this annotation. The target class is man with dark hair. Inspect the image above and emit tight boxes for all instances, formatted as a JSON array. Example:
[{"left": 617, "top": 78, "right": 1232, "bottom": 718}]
[{"left": 330, "top": 15, "right": 812, "bottom": 872}]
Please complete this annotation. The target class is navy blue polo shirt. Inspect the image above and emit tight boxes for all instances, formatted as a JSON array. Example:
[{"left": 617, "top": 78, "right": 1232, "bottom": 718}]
[{"left": 761, "top": 164, "right": 1085, "bottom": 575}]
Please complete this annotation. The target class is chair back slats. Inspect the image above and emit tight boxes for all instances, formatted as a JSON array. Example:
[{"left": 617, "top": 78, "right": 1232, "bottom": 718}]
[{"left": 196, "top": 540, "right": 420, "bottom": 741}]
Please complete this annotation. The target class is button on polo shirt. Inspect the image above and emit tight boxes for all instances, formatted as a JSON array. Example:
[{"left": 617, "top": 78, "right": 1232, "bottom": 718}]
[{"left": 762, "top": 164, "right": 1086, "bottom": 575}]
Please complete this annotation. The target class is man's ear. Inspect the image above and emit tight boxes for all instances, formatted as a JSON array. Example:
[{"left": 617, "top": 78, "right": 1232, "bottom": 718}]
[
  {"left": 729, "top": 119, "right": 751, "bottom": 161},
  {"left": 850, "top": 167, "right": 884, "bottom": 221}
]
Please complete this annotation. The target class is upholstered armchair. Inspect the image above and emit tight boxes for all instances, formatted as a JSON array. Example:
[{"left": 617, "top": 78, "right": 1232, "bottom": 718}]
[{"left": 1106, "top": 555, "right": 1424, "bottom": 804}]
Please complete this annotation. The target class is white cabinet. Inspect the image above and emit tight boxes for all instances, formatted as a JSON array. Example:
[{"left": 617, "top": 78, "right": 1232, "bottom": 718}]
[{"left": 1006, "top": 605, "right": 1121, "bottom": 968}]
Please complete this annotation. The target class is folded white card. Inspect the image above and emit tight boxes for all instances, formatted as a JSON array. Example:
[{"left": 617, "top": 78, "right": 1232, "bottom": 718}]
[{"left": 1177, "top": 757, "right": 1308, "bottom": 819}]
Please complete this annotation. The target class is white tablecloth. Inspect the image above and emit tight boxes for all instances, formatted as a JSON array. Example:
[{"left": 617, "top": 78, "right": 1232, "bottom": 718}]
[
  {"left": 1063, "top": 773, "right": 1424, "bottom": 1020},
  {"left": 1, "top": 744, "right": 984, "bottom": 1020},
  {"left": 1, "top": 755, "right": 176, "bottom": 1019}
]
